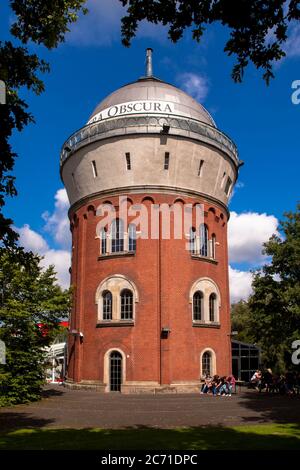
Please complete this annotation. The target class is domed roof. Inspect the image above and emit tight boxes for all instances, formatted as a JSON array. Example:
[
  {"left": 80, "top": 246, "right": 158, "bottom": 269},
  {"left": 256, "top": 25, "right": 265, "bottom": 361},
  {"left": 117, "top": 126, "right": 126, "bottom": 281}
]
[{"left": 88, "top": 77, "right": 216, "bottom": 128}]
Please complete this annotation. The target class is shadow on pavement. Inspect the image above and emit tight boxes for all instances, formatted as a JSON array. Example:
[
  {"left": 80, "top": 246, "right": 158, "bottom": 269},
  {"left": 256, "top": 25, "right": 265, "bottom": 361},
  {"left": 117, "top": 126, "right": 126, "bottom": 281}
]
[
  {"left": 0, "top": 412, "right": 54, "bottom": 432},
  {"left": 236, "top": 390, "right": 300, "bottom": 424}
]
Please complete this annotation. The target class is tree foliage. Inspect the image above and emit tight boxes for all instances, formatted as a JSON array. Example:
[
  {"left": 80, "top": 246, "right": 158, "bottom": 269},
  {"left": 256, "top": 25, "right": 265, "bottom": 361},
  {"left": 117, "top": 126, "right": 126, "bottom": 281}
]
[
  {"left": 231, "top": 300, "right": 254, "bottom": 344},
  {"left": 0, "top": 1, "right": 87, "bottom": 247},
  {"left": 248, "top": 204, "right": 300, "bottom": 371},
  {"left": 231, "top": 204, "right": 300, "bottom": 372},
  {"left": 120, "top": 0, "right": 300, "bottom": 83},
  {"left": 0, "top": 248, "right": 70, "bottom": 406}
]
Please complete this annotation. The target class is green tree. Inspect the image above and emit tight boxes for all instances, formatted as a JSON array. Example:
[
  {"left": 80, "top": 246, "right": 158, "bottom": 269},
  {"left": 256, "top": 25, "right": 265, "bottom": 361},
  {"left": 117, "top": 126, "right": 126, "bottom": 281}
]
[
  {"left": 0, "top": 1, "right": 87, "bottom": 247},
  {"left": 247, "top": 204, "right": 300, "bottom": 372},
  {"left": 120, "top": 0, "right": 300, "bottom": 83},
  {"left": 0, "top": 248, "right": 70, "bottom": 405},
  {"left": 231, "top": 300, "right": 254, "bottom": 344}
]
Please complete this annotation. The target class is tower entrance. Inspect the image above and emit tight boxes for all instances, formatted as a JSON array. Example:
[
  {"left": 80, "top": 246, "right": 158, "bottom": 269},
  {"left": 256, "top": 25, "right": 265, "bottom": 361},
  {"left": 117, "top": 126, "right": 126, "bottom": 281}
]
[{"left": 109, "top": 351, "right": 122, "bottom": 392}]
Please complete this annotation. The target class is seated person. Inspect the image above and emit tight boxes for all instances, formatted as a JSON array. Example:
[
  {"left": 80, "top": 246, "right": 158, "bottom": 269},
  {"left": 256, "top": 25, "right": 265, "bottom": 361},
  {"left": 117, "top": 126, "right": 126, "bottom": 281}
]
[
  {"left": 250, "top": 370, "right": 262, "bottom": 389},
  {"left": 226, "top": 375, "right": 236, "bottom": 395},
  {"left": 201, "top": 375, "right": 213, "bottom": 394}
]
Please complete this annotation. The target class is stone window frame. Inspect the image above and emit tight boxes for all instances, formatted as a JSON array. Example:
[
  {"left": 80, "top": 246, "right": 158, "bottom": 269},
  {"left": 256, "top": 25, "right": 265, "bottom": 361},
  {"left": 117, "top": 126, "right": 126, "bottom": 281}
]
[
  {"left": 200, "top": 348, "right": 217, "bottom": 378},
  {"left": 96, "top": 275, "right": 139, "bottom": 325},
  {"left": 190, "top": 277, "right": 221, "bottom": 326}
]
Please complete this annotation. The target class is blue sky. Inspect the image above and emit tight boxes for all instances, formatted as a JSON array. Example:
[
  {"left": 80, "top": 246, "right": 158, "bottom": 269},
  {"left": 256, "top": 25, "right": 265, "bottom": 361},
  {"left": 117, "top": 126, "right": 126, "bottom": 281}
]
[{"left": 1, "top": 0, "right": 299, "bottom": 300}]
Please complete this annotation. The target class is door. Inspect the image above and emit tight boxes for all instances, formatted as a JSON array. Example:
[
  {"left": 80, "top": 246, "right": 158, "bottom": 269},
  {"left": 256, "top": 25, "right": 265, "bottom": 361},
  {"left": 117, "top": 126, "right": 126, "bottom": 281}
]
[{"left": 109, "top": 351, "right": 122, "bottom": 392}]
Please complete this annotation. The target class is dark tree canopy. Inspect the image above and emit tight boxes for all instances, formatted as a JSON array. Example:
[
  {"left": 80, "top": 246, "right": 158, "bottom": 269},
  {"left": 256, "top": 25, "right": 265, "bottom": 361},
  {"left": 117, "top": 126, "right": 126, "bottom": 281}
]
[
  {"left": 0, "top": 1, "right": 87, "bottom": 248},
  {"left": 120, "top": 0, "right": 300, "bottom": 83},
  {"left": 231, "top": 204, "right": 300, "bottom": 372}
]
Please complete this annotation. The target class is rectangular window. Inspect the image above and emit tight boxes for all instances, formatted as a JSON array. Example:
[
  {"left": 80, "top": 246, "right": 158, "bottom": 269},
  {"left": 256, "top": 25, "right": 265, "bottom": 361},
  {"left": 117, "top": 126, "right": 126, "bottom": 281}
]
[
  {"left": 198, "top": 159, "right": 204, "bottom": 177},
  {"left": 91, "top": 160, "right": 98, "bottom": 178},
  {"left": 125, "top": 152, "right": 131, "bottom": 170},
  {"left": 221, "top": 172, "right": 226, "bottom": 188},
  {"left": 164, "top": 152, "right": 170, "bottom": 170},
  {"left": 225, "top": 176, "right": 232, "bottom": 195}
]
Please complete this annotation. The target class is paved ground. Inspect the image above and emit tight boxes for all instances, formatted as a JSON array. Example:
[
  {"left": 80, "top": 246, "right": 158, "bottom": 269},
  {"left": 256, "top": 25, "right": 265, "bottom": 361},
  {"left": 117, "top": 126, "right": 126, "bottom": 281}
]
[{"left": 1, "top": 386, "right": 300, "bottom": 431}]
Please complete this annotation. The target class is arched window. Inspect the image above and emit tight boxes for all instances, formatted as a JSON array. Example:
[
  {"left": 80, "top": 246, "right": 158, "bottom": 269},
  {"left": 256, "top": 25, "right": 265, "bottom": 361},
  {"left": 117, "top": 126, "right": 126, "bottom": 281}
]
[
  {"left": 200, "top": 224, "right": 208, "bottom": 257},
  {"left": 128, "top": 224, "right": 136, "bottom": 252},
  {"left": 109, "top": 351, "right": 122, "bottom": 391},
  {"left": 211, "top": 234, "right": 216, "bottom": 259},
  {"left": 193, "top": 291, "right": 203, "bottom": 321},
  {"left": 202, "top": 351, "right": 212, "bottom": 376},
  {"left": 111, "top": 218, "right": 124, "bottom": 253},
  {"left": 100, "top": 228, "right": 107, "bottom": 255},
  {"left": 120, "top": 289, "right": 133, "bottom": 320},
  {"left": 209, "top": 293, "right": 217, "bottom": 322},
  {"left": 189, "top": 227, "right": 196, "bottom": 254},
  {"left": 102, "top": 290, "right": 112, "bottom": 320}
]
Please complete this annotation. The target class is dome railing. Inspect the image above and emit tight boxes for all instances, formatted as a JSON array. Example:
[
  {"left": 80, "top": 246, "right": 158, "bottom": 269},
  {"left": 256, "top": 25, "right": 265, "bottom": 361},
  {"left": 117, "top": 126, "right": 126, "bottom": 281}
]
[{"left": 60, "top": 113, "right": 239, "bottom": 168}]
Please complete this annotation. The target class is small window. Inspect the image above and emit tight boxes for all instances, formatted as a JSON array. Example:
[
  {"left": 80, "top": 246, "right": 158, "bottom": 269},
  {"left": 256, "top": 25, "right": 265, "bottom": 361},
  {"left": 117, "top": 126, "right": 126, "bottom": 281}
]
[
  {"left": 198, "top": 159, "right": 204, "bottom": 177},
  {"left": 211, "top": 234, "right": 216, "bottom": 259},
  {"left": 120, "top": 289, "right": 133, "bottom": 320},
  {"left": 199, "top": 224, "right": 208, "bottom": 257},
  {"left": 125, "top": 153, "right": 131, "bottom": 170},
  {"left": 112, "top": 218, "right": 124, "bottom": 253},
  {"left": 128, "top": 224, "right": 136, "bottom": 252},
  {"left": 193, "top": 291, "right": 203, "bottom": 321},
  {"left": 91, "top": 160, "right": 98, "bottom": 178},
  {"left": 209, "top": 293, "right": 217, "bottom": 322},
  {"left": 225, "top": 177, "right": 232, "bottom": 195},
  {"left": 100, "top": 228, "right": 107, "bottom": 255},
  {"left": 221, "top": 172, "right": 226, "bottom": 188},
  {"left": 102, "top": 291, "right": 112, "bottom": 320},
  {"left": 164, "top": 152, "right": 170, "bottom": 170},
  {"left": 189, "top": 227, "right": 196, "bottom": 254}
]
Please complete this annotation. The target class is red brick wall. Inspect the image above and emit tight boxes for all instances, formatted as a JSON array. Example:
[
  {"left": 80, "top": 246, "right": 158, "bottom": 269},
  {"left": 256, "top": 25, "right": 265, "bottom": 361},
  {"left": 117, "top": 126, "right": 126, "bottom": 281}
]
[{"left": 67, "top": 193, "right": 232, "bottom": 386}]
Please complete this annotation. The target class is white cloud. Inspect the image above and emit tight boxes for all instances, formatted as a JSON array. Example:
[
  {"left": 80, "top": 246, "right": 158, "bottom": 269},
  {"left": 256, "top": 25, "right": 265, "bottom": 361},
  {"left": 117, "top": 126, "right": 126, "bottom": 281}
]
[
  {"left": 228, "top": 211, "right": 279, "bottom": 264},
  {"left": 42, "top": 188, "right": 71, "bottom": 249},
  {"left": 40, "top": 249, "right": 71, "bottom": 290},
  {"left": 16, "top": 189, "right": 71, "bottom": 290},
  {"left": 229, "top": 266, "right": 253, "bottom": 303},
  {"left": 17, "top": 224, "right": 48, "bottom": 253},
  {"left": 176, "top": 72, "right": 209, "bottom": 101}
]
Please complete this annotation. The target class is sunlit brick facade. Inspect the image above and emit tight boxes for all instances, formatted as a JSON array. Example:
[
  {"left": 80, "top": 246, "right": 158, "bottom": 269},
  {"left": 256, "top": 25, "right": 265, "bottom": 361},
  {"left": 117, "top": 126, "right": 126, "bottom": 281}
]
[{"left": 61, "top": 51, "right": 241, "bottom": 393}]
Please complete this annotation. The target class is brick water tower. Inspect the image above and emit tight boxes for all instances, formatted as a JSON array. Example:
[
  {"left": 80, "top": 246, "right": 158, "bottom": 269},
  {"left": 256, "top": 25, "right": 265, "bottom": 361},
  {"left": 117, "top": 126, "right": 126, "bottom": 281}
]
[{"left": 61, "top": 49, "right": 241, "bottom": 393}]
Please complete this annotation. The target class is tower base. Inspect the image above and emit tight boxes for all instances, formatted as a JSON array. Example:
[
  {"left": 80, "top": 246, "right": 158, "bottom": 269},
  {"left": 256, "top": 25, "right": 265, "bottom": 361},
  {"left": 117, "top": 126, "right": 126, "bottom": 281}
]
[{"left": 64, "top": 380, "right": 200, "bottom": 394}]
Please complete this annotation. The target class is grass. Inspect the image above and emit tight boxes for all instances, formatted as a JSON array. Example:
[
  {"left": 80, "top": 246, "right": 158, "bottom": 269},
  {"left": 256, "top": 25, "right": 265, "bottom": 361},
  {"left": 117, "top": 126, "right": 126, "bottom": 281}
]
[{"left": 0, "top": 423, "right": 300, "bottom": 450}]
